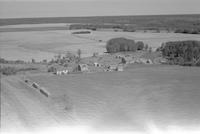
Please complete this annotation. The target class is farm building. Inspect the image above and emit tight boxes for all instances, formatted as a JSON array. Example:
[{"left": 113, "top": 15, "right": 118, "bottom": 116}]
[
  {"left": 48, "top": 64, "right": 69, "bottom": 75},
  {"left": 87, "top": 65, "right": 105, "bottom": 73},
  {"left": 129, "top": 59, "right": 136, "bottom": 64},
  {"left": 117, "top": 65, "right": 124, "bottom": 71},
  {"left": 115, "top": 54, "right": 125, "bottom": 59},
  {"left": 78, "top": 64, "right": 89, "bottom": 72},
  {"left": 121, "top": 57, "right": 134, "bottom": 64},
  {"left": 159, "top": 58, "right": 167, "bottom": 64},
  {"left": 94, "top": 62, "right": 101, "bottom": 67},
  {"left": 56, "top": 70, "right": 68, "bottom": 75},
  {"left": 137, "top": 58, "right": 153, "bottom": 64},
  {"left": 147, "top": 59, "right": 153, "bottom": 64},
  {"left": 108, "top": 64, "right": 118, "bottom": 71}
]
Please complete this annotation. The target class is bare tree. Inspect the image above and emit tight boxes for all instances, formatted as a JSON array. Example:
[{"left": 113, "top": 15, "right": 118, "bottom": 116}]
[
  {"left": 31, "top": 58, "right": 35, "bottom": 63},
  {"left": 149, "top": 47, "right": 152, "bottom": 53},
  {"left": 77, "top": 49, "right": 82, "bottom": 60}
]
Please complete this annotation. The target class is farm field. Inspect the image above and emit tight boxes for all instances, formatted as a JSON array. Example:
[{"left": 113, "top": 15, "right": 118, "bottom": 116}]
[
  {"left": 75, "top": 30, "right": 200, "bottom": 49},
  {"left": 1, "top": 75, "right": 76, "bottom": 133},
  {"left": 1, "top": 65, "right": 200, "bottom": 133},
  {"left": 0, "top": 26, "right": 200, "bottom": 61}
]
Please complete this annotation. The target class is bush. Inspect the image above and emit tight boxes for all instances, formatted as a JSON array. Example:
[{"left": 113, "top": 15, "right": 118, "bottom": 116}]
[
  {"left": 48, "top": 66, "right": 56, "bottom": 72},
  {"left": 72, "top": 31, "right": 91, "bottom": 34},
  {"left": 18, "top": 67, "right": 38, "bottom": 72},
  {"left": 106, "top": 38, "right": 145, "bottom": 53},
  {"left": 0, "top": 67, "right": 17, "bottom": 75},
  {"left": 136, "top": 41, "right": 144, "bottom": 50},
  {"left": 175, "top": 29, "right": 199, "bottom": 34},
  {"left": 0, "top": 58, "right": 8, "bottom": 63},
  {"left": 123, "top": 26, "right": 136, "bottom": 32},
  {"left": 161, "top": 40, "right": 200, "bottom": 66},
  {"left": 144, "top": 44, "right": 149, "bottom": 51},
  {"left": 0, "top": 58, "right": 25, "bottom": 64},
  {"left": 191, "top": 30, "right": 199, "bottom": 34},
  {"left": 148, "top": 47, "right": 152, "bottom": 53},
  {"left": 196, "top": 59, "right": 200, "bottom": 66},
  {"left": 0, "top": 66, "right": 39, "bottom": 75}
]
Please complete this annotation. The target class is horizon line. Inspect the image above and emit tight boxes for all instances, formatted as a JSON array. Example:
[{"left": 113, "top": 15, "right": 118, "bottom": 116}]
[{"left": 0, "top": 13, "right": 199, "bottom": 20}]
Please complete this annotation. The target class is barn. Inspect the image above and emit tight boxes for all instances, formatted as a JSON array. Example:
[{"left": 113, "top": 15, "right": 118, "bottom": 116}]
[{"left": 48, "top": 64, "right": 69, "bottom": 75}]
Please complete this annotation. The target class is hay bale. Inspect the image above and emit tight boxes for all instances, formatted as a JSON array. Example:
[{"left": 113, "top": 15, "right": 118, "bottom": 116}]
[
  {"left": 39, "top": 87, "right": 50, "bottom": 97},
  {"left": 32, "top": 82, "right": 39, "bottom": 89}
]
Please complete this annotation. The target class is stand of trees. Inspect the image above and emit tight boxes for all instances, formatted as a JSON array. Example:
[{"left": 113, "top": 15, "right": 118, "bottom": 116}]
[
  {"left": 72, "top": 31, "right": 91, "bottom": 34},
  {"left": 69, "top": 24, "right": 120, "bottom": 30},
  {"left": 0, "top": 58, "right": 25, "bottom": 64},
  {"left": 174, "top": 29, "right": 200, "bottom": 34},
  {"left": 0, "top": 67, "right": 17, "bottom": 75},
  {"left": 0, "top": 66, "right": 38, "bottom": 75},
  {"left": 161, "top": 40, "right": 200, "bottom": 66},
  {"left": 106, "top": 38, "right": 145, "bottom": 53},
  {"left": 49, "top": 51, "right": 81, "bottom": 66}
]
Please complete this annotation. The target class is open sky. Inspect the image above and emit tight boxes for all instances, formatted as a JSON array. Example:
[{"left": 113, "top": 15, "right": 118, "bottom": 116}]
[{"left": 0, "top": 0, "right": 200, "bottom": 18}]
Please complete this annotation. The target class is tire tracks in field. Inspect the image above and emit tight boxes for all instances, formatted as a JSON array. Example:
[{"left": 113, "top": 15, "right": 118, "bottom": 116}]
[
  {"left": 1, "top": 76, "right": 65, "bottom": 130},
  {"left": 1, "top": 79, "right": 36, "bottom": 129}
]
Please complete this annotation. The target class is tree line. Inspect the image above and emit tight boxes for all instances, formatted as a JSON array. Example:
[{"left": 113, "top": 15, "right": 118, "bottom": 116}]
[
  {"left": 175, "top": 29, "right": 200, "bottom": 34},
  {"left": 106, "top": 38, "right": 149, "bottom": 53},
  {"left": 161, "top": 40, "right": 200, "bottom": 66}
]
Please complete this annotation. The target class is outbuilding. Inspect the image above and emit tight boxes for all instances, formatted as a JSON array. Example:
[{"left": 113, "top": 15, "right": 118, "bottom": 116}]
[
  {"left": 56, "top": 70, "right": 68, "bottom": 75},
  {"left": 49, "top": 64, "right": 69, "bottom": 75},
  {"left": 117, "top": 65, "right": 124, "bottom": 71},
  {"left": 78, "top": 64, "right": 89, "bottom": 72},
  {"left": 94, "top": 62, "right": 101, "bottom": 67},
  {"left": 146, "top": 59, "right": 153, "bottom": 64},
  {"left": 108, "top": 65, "right": 118, "bottom": 71}
]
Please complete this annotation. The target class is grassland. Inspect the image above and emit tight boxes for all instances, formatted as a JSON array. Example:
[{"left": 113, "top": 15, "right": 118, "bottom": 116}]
[
  {"left": 1, "top": 14, "right": 200, "bottom": 133},
  {"left": 1, "top": 76, "right": 75, "bottom": 132},
  {"left": 1, "top": 29, "right": 199, "bottom": 62},
  {"left": 2, "top": 64, "right": 200, "bottom": 132}
]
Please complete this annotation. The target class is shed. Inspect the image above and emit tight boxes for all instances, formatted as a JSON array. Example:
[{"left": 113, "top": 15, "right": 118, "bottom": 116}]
[
  {"left": 121, "top": 57, "right": 133, "bottom": 64},
  {"left": 147, "top": 59, "right": 153, "bottom": 64},
  {"left": 117, "top": 65, "right": 124, "bottom": 71},
  {"left": 78, "top": 64, "right": 89, "bottom": 72},
  {"left": 160, "top": 58, "right": 167, "bottom": 64},
  {"left": 56, "top": 70, "right": 68, "bottom": 75},
  {"left": 108, "top": 65, "right": 118, "bottom": 71},
  {"left": 137, "top": 58, "right": 153, "bottom": 64},
  {"left": 49, "top": 64, "right": 69, "bottom": 75},
  {"left": 115, "top": 54, "right": 125, "bottom": 59},
  {"left": 94, "top": 62, "right": 101, "bottom": 67}
]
